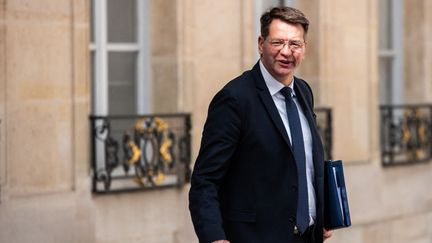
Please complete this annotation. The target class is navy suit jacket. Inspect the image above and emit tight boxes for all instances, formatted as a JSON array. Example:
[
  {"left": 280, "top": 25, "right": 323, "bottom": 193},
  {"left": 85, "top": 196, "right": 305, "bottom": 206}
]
[{"left": 189, "top": 62, "right": 325, "bottom": 243}]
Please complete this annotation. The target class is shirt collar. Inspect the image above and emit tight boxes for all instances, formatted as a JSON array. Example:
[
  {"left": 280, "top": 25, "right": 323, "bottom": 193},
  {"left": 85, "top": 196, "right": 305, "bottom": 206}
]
[{"left": 259, "top": 60, "right": 296, "bottom": 97}]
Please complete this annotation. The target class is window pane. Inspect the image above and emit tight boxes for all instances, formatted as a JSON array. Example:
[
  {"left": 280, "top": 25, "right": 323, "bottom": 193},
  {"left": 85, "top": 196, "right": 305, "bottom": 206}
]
[
  {"left": 379, "top": 0, "right": 392, "bottom": 50},
  {"left": 107, "top": 0, "right": 137, "bottom": 43},
  {"left": 90, "top": 0, "right": 95, "bottom": 43},
  {"left": 108, "top": 52, "right": 137, "bottom": 115},
  {"left": 379, "top": 57, "right": 393, "bottom": 104},
  {"left": 90, "top": 51, "right": 96, "bottom": 113},
  {"left": 282, "top": 0, "right": 296, "bottom": 7},
  {"left": 261, "top": 0, "right": 283, "bottom": 10}
]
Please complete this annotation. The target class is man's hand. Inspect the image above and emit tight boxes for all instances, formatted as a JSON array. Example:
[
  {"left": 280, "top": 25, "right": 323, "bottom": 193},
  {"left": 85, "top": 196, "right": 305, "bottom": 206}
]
[
  {"left": 212, "top": 241, "right": 230, "bottom": 243},
  {"left": 323, "top": 229, "right": 333, "bottom": 241}
]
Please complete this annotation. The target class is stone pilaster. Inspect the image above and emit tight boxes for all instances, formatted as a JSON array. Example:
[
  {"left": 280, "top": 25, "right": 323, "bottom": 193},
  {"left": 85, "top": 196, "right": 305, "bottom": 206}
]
[{"left": 318, "top": 0, "right": 378, "bottom": 163}]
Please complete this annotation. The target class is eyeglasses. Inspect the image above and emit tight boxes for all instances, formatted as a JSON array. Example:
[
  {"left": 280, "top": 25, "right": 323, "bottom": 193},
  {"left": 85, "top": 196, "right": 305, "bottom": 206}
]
[{"left": 266, "top": 38, "right": 306, "bottom": 52}]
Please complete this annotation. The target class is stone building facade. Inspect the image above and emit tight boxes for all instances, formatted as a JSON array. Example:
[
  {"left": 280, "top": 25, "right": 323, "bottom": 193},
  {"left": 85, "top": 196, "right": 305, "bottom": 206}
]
[{"left": 0, "top": 0, "right": 431, "bottom": 242}]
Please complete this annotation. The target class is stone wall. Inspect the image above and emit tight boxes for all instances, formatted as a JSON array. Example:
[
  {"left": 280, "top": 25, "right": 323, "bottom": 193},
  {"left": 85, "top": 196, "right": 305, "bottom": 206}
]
[
  {"left": 317, "top": 1, "right": 432, "bottom": 243},
  {"left": 0, "top": 0, "right": 94, "bottom": 242},
  {"left": 0, "top": 0, "right": 431, "bottom": 243},
  {"left": 404, "top": 0, "right": 426, "bottom": 103},
  {"left": 178, "top": 0, "right": 256, "bottom": 158},
  {"left": 150, "top": 0, "right": 179, "bottom": 113}
]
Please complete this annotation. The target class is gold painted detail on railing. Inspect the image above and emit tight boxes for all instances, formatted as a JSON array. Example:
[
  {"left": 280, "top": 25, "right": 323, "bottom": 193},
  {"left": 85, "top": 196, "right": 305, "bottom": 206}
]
[
  {"left": 90, "top": 114, "right": 192, "bottom": 193},
  {"left": 380, "top": 105, "right": 432, "bottom": 165}
]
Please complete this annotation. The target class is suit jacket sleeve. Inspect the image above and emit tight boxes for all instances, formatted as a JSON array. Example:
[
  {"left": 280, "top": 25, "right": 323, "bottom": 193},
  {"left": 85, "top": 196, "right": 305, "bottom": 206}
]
[{"left": 189, "top": 87, "right": 242, "bottom": 243}]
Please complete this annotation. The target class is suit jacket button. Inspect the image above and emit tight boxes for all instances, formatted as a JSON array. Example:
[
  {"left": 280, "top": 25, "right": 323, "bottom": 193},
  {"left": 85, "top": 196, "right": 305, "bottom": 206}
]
[
  {"left": 293, "top": 226, "right": 300, "bottom": 235},
  {"left": 291, "top": 185, "right": 298, "bottom": 192},
  {"left": 289, "top": 216, "right": 296, "bottom": 222}
]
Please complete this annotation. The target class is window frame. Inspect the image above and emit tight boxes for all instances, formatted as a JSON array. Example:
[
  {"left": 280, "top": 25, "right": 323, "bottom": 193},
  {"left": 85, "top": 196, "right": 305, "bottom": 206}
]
[
  {"left": 378, "top": 0, "right": 404, "bottom": 105},
  {"left": 90, "top": 0, "right": 151, "bottom": 116}
]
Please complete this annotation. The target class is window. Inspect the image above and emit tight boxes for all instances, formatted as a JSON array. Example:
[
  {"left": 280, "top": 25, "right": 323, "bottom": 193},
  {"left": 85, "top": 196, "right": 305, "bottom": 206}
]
[
  {"left": 90, "top": 0, "right": 152, "bottom": 188},
  {"left": 378, "top": 0, "right": 404, "bottom": 105},
  {"left": 90, "top": 0, "right": 151, "bottom": 116}
]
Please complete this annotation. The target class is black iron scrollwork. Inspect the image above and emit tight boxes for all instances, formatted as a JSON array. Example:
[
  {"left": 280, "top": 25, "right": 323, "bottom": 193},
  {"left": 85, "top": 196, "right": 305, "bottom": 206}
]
[
  {"left": 315, "top": 108, "right": 333, "bottom": 160},
  {"left": 380, "top": 105, "right": 432, "bottom": 166},
  {"left": 400, "top": 109, "right": 430, "bottom": 161},
  {"left": 130, "top": 117, "right": 176, "bottom": 186},
  {"left": 90, "top": 114, "right": 192, "bottom": 193},
  {"left": 93, "top": 119, "right": 120, "bottom": 190}
]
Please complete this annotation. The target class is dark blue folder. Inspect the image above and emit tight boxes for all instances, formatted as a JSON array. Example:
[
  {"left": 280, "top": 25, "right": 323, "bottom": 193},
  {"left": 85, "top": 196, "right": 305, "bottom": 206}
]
[{"left": 324, "top": 160, "right": 351, "bottom": 229}]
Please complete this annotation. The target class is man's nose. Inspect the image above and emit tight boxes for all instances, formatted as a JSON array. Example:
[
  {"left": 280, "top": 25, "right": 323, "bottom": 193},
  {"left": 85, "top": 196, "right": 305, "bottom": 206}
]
[{"left": 279, "top": 43, "right": 292, "bottom": 55}]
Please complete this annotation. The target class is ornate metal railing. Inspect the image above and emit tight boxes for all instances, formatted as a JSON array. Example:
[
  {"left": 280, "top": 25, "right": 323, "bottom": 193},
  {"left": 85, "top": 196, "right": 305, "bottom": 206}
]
[
  {"left": 316, "top": 107, "right": 333, "bottom": 160},
  {"left": 90, "top": 114, "right": 191, "bottom": 193},
  {"left": 380, "top": 104, "right": 432, "bottom": 166}
]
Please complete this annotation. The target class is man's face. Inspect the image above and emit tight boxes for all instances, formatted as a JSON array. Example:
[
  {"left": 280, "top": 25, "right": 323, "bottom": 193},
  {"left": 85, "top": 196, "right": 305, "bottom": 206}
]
[{"left": 258, "top": 19, "right": 306, "bottom": 85}]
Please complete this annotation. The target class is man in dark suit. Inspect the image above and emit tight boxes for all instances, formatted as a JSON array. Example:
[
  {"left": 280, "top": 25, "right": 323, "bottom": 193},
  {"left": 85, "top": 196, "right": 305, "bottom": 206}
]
[{"left": 189, "top": 7, "right": 333, "bottom": 243}]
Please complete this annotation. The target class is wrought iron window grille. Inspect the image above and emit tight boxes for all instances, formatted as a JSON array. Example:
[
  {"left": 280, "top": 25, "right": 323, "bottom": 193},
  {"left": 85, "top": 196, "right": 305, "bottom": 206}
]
[
  {"left": 315, "top": 107, "right": 333, "bottom": 160},
  {"left": 89, "top": 109, "right": 332, "bottom": 193},
  {"left": 90, "top": 114, "right": 191, "bottom": 193},
  {"left": 380, "top": 104, "right": 432, "bottom": 166}
]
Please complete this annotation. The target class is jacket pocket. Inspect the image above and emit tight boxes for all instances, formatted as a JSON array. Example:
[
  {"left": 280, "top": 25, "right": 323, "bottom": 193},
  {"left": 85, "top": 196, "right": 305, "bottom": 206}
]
[{"left": 223, "top": 209, "right": 256, "bottom": 223}]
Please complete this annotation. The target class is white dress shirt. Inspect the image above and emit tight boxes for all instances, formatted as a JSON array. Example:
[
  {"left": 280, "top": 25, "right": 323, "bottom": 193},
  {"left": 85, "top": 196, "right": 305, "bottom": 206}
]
[{"left": 259, "top": 61, "right": 316, "bottom": 225}]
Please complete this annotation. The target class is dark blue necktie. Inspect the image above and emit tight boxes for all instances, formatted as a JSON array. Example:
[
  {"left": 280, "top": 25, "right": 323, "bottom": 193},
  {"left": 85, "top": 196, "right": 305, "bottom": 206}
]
[{"left": 280, "top": 86, "right": 309, "bottom": 234}]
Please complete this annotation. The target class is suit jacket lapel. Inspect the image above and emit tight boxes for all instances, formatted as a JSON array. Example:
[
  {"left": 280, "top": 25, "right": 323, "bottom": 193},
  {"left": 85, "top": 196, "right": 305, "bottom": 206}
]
[
  {"left": 294, "top": 79, "right": 324, "bottom": 173},
  {"left": 293, "top": 80, "right": 317, "bottom": 135},
  {"left": 252, "top": 62, "right": 293, "bottom": 150}
]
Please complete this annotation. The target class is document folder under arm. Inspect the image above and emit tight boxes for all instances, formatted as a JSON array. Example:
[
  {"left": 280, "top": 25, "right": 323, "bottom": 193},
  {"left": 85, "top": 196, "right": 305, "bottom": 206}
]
[{"left": 324, "top": 160, "right": 351, "bottom": 230}]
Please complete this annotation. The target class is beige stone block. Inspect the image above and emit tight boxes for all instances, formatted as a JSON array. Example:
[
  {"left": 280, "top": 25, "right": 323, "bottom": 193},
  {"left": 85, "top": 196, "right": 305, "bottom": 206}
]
[
  {"left": 192, "top": 1, "right": 241, "bottom": 61},
  {"left": 176, "top": 0, "right": 194, "bottom": 60},
  {"left": 423, "top": 0, "right": 432, "bottom": 103},
  {"left": 240, "top": 0, "right": 257, "bottom": 70},
  {"left": 0, "top": 0, "right": 6, "bottom": 189},
  {"left": 72, "top": 24, "right": 91, "bottom": 98},
  {"left": 4, "top": 0, "right": 77, "bottom": 196},
  {"left": 152, "top": 58, "right": 179, "bottom": 113},
  {"left": 73, "top": 100, "right": 90, "bottom": 176},
  {"left": 404, "top": 0, "right": 426, "bottom": 103},
  {"left": 428, "top": 212, "right": 432, "bottom": 237},
  {"left": 7, "top": 101, "right": 73, "bottom": 196},
  {"left": 174, "top": 186, "right": 197, "bottom": 242},
  {"left": 390, "top": 213, "right": 429, "bottom": 242},
  {"left": 406, "top": 239, "right": 432, "bottom": 243},
  {"left": 296, "top": 1, "right": 321, "bottom": 100},
  {"left": 7, "top": 0, "right": 71, "bottom": 21},
  {"left": 362, "top": 223, "right": 392, "bottom": 243},
  {"left": 380, "top": 163, "right": 432, "bottom": 217},
  {"left": 0, "top": 0, "right": 4, "bottom": 17},
  {"left": 151, "top": 0, "right": 178, "bottom": 56},
  {"left": 97, "top": 234, "right": 174, "bottom": 243},
  {"left": 319, "top": 0, "right": 373, "bottom": 162},
  {"left": 72, "top": 0, "right": 90, "bottom": 25},
  {"left": 0, "top": 0, "right": 5, "bottom": 112},
  {"left": 93, "top": 189, "right": 190, "bottom": 243},
  {"left": 71, "top": 0, "right": 91, "bottom": 184},
  {"left": 0, "top": 192, "right": 95, "bottom": 243},
  {"left": 6, "top": 22, "right": 72, "bottom": 103},
  {"left": 180, "top": 60, "right": 201, "bottom": 156},
  {"left": 179, "top": 0, "right": 246, "bottom": 160},
  {"left": 178, "top": 1, "right": 248, "bottom": 158},
  {"left": 179, "top": 59, "right": 196, "bottom": 112},
  {"left": 343, "top": 162, "right": 385, "bottom": 224},
  {"left": 327, "top": 226, "right": 363, "bottom": 243},
  {"left": 330, "top": 81, "right": 370, "bottom": 161}
]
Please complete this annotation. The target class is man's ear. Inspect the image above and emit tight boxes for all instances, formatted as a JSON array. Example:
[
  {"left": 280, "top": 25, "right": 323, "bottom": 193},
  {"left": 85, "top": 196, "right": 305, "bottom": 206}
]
[{"left": 258, "top": 36, "right": 264, "bottom": 55}]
